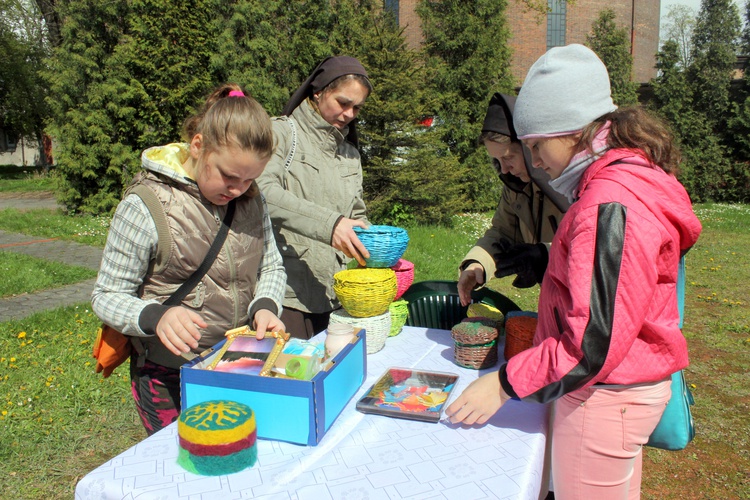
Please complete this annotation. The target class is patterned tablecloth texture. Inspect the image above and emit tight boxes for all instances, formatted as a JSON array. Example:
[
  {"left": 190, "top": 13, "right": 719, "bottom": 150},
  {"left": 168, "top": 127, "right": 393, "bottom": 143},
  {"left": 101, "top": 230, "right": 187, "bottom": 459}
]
[{"left": 75, "top": 326, "right": 549, "bottom": 500}]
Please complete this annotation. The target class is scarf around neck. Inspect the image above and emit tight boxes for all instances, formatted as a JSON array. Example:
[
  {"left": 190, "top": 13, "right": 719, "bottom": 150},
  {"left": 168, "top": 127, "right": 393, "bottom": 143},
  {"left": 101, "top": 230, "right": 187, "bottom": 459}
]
[{"left": 549, "top": 122, "right": 611, "bottom": 204}]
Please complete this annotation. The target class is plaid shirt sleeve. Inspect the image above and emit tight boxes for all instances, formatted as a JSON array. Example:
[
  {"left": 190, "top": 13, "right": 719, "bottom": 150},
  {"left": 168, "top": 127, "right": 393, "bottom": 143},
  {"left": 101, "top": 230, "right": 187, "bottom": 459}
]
[
  {"left": 248, "top": 194, "right": 287, "bottom": 317},
  {"left": 91, "top": 194, "right": 159, "bottom": 336}
]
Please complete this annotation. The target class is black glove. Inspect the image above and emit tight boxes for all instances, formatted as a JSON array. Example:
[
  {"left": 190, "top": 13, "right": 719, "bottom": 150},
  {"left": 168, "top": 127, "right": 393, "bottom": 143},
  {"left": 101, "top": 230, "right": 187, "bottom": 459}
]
[{"left": 494, "top": 243, "right": 549, "bottom": 288}]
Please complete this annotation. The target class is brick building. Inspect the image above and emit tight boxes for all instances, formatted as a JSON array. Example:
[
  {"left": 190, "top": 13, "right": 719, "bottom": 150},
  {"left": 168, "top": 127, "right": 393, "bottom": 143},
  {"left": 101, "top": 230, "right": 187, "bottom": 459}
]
[{"left": 388, "top": 0, "right": 661, "bottom": 85}]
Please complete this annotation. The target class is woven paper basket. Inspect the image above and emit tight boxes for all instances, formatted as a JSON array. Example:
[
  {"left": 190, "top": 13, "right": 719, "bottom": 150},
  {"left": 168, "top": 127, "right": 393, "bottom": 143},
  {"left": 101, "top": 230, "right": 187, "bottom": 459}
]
[
  {"left": 451, "top": 319, "right": 499, "bottom": 370},
  {"left": 333, "top": 268, "right": 397, "bottom": 317},
  {"left": 329, "top": 309, "right": 391, "bottom": 354},
  {"left": 353, "top": 225, "right": 409, "bottom": 268},
  {"left": 391, "top": 259, "right": 415, "bottom": 300},
  {"left": 504, "top": 311, "right": 537, "bottom": 360},
  {"left": 388, "top": 299, "right": 409, "bottom": 337}
]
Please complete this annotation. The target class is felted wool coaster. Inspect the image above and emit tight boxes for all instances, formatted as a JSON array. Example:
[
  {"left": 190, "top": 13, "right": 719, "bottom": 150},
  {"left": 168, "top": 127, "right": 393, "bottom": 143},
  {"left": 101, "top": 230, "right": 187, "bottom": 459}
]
[
  {"left": 461, "top": 316, "right": 500, "bottom": 330},
  {"left": 467, "top": 302, "right": 504, "bottom": 322},
  {"left": 177, "top": 400, "right": 257, "bottom": 476}
]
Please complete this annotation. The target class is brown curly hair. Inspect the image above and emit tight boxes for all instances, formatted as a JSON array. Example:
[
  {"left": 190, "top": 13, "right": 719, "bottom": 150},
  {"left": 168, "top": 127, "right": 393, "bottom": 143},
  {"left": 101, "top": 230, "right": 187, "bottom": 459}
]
[{"left": 579, "top": 106, "right": 681, "bottom": 175}]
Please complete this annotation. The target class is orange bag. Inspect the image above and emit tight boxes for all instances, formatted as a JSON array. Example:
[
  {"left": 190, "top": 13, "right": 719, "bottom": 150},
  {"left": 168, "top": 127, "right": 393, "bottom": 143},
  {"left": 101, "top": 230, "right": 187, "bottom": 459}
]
[{"left": 92, "top": 324, "right": 132, "bottom": 378}]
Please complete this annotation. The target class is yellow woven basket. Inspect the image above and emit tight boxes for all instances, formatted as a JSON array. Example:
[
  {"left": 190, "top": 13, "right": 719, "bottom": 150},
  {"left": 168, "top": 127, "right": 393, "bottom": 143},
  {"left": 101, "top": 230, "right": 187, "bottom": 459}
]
[{"left": 333, "top": 268, "right": 397, "bottom": 318}]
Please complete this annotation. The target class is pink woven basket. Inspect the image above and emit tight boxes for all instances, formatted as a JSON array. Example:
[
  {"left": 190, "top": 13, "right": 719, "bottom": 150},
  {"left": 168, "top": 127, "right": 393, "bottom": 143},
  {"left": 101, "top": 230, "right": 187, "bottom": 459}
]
[{"left": 391, "top": 259, "right": 415, "bottom": 300}]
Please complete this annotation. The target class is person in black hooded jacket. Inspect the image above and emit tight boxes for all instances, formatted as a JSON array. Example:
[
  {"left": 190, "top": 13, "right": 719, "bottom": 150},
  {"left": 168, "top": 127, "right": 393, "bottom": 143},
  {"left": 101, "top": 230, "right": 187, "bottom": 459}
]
[{"left": 457, "top": 93, "right": 569, "bottom": 306}]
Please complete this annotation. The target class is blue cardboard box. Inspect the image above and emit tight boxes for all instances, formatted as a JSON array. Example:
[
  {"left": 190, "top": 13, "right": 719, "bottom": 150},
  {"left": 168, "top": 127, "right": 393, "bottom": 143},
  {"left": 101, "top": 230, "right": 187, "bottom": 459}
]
[{"left": 180, "top": 329, "right": 366, "bottom": 446}]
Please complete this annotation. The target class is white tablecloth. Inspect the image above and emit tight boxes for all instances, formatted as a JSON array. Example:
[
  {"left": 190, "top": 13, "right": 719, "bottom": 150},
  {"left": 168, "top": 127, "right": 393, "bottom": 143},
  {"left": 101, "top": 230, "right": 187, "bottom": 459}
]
[{"left": 75, "top": 326, "right": 549, "bottom": 500}]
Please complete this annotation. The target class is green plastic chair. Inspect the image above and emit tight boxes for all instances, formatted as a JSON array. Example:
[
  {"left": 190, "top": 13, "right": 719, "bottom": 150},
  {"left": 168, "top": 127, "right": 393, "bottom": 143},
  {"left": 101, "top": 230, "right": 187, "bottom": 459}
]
[{"left": 400, "top": 280, "right": 521, "bottom": 330}]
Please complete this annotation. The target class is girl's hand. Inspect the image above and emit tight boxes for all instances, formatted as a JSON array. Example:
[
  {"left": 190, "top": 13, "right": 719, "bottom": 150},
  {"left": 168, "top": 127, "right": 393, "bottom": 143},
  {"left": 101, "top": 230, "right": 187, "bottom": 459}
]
[
  {"left": 444, "top": 372, "right": 512, "bottom": 425},
  {"left": 155, "top": 307, "right": 206, "bottom": 356},
  {"left": 458, "top": 263, "right": 485, "bottom": 306},
  {"left": 253, "top": 309, "right": 286, "bottom": 339},
  {"left": 332, "top": 217, "right": 370, "bottom": 266}
]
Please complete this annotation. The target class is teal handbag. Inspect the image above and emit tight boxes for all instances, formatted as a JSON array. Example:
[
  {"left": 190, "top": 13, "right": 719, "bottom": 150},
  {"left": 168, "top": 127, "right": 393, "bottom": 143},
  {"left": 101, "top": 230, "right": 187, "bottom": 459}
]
[
  {"left": 646, "top": 369, "right": 695, "bottom": 450},
  {"left": 646, "top": 257, "right": 696, "bottom": 451}
]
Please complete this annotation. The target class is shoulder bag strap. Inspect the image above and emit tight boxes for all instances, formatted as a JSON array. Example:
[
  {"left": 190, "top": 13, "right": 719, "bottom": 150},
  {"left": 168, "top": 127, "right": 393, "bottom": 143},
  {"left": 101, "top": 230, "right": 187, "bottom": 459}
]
[{"left": 128, "top": 185, "right": 172, "bottom": 273}]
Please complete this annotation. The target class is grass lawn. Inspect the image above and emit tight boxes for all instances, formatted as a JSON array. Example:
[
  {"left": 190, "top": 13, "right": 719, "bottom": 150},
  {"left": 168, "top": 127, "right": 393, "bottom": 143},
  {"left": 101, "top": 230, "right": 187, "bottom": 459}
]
[
  {"left": 0, "top": 167, "right": 57, "bottom": 193},
  {"left": 0, "top": 252, "right": 97, "bottom": 298},
  {"left": 0, "top": 201, "right": 747, "bottom": 499}
]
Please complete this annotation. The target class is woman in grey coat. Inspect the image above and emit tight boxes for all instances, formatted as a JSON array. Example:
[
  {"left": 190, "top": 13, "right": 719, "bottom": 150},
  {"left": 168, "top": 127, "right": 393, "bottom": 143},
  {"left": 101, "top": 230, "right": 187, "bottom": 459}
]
[{"left": 257, "top": 56, "right": 372, "bottom": 338}]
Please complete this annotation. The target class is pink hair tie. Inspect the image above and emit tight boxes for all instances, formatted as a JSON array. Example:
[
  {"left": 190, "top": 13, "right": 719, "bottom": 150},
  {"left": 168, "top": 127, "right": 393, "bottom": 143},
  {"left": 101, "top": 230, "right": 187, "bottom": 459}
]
[{"left": 228, "top": 90, "right": 245, "bottom": 98}]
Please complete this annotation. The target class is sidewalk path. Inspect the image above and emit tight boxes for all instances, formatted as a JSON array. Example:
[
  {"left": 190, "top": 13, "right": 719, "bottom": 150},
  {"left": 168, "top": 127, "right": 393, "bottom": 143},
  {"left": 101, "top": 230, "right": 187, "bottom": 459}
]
[
  {"left": 0, "top": 193, "right": 103, "bottom": 323},
  {"left": 0, "top": 190, "right": 62, "bottom": 211}
]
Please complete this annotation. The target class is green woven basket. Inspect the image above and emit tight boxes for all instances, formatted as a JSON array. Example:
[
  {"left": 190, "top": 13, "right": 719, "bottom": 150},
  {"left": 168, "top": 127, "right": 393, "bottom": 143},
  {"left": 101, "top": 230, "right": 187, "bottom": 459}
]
[{"left": 388, "top": 300, "right": 409, "bottom": 337}]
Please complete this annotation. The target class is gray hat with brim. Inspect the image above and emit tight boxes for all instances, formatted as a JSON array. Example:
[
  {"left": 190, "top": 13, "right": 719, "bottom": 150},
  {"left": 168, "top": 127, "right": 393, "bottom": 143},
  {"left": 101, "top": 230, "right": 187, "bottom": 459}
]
[{"left": 514, "top": 44, "right": 617, "bottom": 140}]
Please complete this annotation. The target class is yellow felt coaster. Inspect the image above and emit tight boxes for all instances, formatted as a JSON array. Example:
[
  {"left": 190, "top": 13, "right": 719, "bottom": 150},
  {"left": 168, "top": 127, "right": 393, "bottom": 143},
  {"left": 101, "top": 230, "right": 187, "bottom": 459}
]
[{"left": 178, "top": 400, "right": 256, "bottom": 446}]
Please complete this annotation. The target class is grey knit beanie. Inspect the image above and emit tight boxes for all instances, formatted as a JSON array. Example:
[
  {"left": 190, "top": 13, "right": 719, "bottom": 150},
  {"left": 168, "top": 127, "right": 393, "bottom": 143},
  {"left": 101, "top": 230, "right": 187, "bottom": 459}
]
[{"left": 514, "top": 44, "right": 617, "bottom": 139}]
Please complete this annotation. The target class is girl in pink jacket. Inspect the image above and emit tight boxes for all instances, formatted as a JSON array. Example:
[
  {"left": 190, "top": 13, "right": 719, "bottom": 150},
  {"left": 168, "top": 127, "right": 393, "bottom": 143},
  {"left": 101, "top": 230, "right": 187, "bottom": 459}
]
[{"left": 446, "top": 44, "right": 702, "bottom": 499}]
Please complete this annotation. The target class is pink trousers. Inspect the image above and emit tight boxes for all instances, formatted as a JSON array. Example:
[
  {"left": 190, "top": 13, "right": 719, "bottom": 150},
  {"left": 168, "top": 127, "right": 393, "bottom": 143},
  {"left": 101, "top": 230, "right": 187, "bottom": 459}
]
[{"left": 551, "top": 378, "right": 671, "bottom": 500}]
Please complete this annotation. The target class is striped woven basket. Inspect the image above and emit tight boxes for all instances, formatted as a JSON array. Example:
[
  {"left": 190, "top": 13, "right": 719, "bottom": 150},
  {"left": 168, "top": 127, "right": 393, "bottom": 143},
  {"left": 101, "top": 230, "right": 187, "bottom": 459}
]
[
  {"left": 333, "top": 268, "right": 397, "bottom": 317},
  {"left": 451, "top": 319, "right": 499, "bottom": 370},
  {"left": 388, "top": 299, "right": 409, "bottom": 337},
  {"left": 329, "top": 309, "right": 391, "bottom": 354},
  {"left": 391, "top": 259, "right": 415, "bottom": 300},
  {"left": 353, "top": 225, "right": 409, "bottom": 268},
  {"left": 503, "top": 311, "right": 537, "bottom": 360}
]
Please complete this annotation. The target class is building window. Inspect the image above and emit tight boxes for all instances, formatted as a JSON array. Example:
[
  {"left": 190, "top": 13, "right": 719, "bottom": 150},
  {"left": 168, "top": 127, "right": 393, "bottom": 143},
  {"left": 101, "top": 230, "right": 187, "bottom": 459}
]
[
  {"left": 547, "top": 0, "right": 566, "bottom": 50},
  {"left": 0, "top": 128, "right": 18, "bottom": 153},
  {"left": 384, "top": 0, "right": 399, "bottom": 25}
]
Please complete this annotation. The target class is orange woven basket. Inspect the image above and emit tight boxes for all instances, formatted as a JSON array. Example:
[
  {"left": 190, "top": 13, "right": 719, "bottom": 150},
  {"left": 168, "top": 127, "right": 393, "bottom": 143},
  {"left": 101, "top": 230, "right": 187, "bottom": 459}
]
[{"left": 503, "top": 311, "right": 537, "bottom": 360}]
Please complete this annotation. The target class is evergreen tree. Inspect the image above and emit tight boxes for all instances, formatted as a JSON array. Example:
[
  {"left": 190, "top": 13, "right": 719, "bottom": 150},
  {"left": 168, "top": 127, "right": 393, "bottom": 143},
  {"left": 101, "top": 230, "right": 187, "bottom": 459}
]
[
  {"left": 687, "top": 0, "right": 741, "bottom": 129},
  {"left": 329, "top": 0, "right": 463, "bottom": 224},
  {"left": 45, "top": 0, "right": 222, "bottom": 213},
  {"left": 586, "top": 9, "right": 639, "bottom": 106},
  {"left": 651, "top": 40, "right": 732, "bottom": 202},
  {"left": 722, "top": 1, "right": 750, "bottom": 202},
  {"left": 1, "top": 0, "right": 49, "bottom": 165},
  {"left": 740, "top": 0, "right": 750, "bottom": 54},
  {"left": 217, "top": 0, "right": 334, "bottom": 116},
  {"left": 45, "top": 1, "right": 132, "bottom": 212},
  {"left": 416, "top": 0, "right": 515, "bottom": 213}
]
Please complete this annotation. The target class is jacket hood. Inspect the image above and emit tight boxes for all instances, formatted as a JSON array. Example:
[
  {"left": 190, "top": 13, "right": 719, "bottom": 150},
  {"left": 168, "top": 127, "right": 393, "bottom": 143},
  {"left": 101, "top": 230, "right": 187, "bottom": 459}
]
[
  {"left": 140, "top": 143, "right": 196, "bottom": 187},
  {"left": 482, "top": 93, "right": 518, "bottom": 140},
  {"left": 482, "top": 93, "right": 571, "bottom": 211},
  {"left": 581, "top": 149, "right": 701, "bottom": 252}
]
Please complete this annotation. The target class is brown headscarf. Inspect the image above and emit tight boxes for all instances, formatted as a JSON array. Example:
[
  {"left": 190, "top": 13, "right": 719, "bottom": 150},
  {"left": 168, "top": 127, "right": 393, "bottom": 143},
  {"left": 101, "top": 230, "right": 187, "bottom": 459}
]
[
  {"left": 282, "top": 56, "right": 370, "bottom": 147},
  {"left": 482, "top": 93, "right": 570, "bottom": 212}
]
